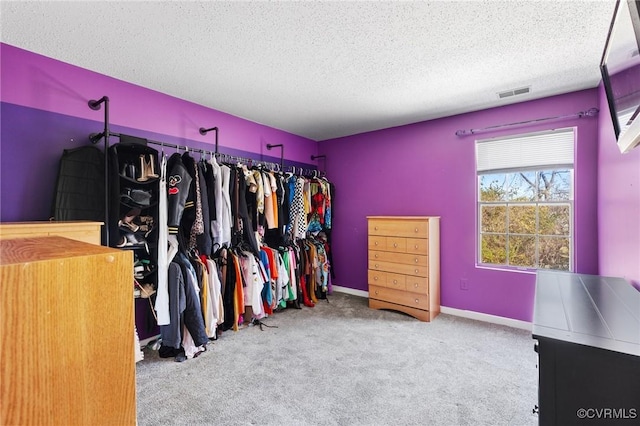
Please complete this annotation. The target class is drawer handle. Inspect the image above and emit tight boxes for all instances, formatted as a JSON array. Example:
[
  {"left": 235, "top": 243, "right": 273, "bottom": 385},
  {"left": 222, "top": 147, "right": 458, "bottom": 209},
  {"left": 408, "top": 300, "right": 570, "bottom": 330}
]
[
  {"left": 374, "top": 226, "right": 378, "bottom": 231},
  {"left": 374, "top": 276, "right": 378, "bottom": 281},
  {"left": 393, "top": 243, "right": 397, "bottom": 248},
  {"left": 393, "top": 280, "right": 397, "bottom": 284},
  {"left": 414, "top": 258, "right": 419, "bottom": 263},
  {"left": 414, "top": 283, "right": 419, "bottom": 288},
  {"left": 414, "top": 228, "right": 418, "bottom": 233},
  {"left": 415, "top": 269, "right": 419, "bottom": 274},
  {"left": 375, "top": 254, "right": 379, "bottom": 258},
  {"left": 374, "top": 241, "right": 378, "bottom": 246},
  {"left": 415, "top": 299, "right": 419, "bottom": 304},
  {"left": 375, "top": 291, "right": 379, "bottom": 295},
  {"left": 375, "top": 264, "right": 379, "bottom": 268},
  {"left": 414, "top": 245, "right": 419, "bottom": 249}
]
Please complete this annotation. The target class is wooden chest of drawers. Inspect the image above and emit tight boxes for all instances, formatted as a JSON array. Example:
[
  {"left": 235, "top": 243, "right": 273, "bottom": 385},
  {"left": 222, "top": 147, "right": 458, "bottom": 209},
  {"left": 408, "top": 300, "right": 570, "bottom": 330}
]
[
  {"left": 367, "top": 216, "right": 440, "bottom": 321},
  {"left": 0, "top": 236, "right": 136, "bottom": 424},
  {"left": 0, "top": 221, "right": 103, "bottom": 245}
]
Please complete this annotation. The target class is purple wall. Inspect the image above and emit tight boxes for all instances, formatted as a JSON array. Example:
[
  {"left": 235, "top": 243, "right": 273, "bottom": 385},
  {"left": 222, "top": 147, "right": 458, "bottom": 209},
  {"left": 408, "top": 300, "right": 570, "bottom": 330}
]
[
  {"left": 3, "top": 42, "right": 636, "bottom": 323},
  {"left": 597, "top": 84, "right": 640, "bottom": 288},
  {"left": 319, "top": 90, "right": 600, "bottom": 322},
  {"left": 0, "top": 43, "right": 318, "bottom": 222},
  {"left": 0, "top": 42, "right": 320, "bottom": 340}
]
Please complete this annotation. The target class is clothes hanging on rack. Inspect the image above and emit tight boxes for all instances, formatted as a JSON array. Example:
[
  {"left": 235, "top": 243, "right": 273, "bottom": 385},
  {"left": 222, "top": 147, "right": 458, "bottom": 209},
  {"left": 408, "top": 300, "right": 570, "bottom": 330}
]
[
  {"left": 83, "top": 110, "right": 334, "bottom": 362},
  {"left": 132, "top": 147, "right": 334, "bottom": 360},
  {"left": 155, "top": 153, "right": 170, "bottom": 325}
]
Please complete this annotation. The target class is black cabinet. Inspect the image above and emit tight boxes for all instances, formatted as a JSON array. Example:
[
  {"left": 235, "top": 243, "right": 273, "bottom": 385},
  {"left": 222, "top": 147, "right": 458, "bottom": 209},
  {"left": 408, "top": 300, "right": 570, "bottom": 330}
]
[{"left": 532, "top": 271, "right": 640, "bottom": 425}]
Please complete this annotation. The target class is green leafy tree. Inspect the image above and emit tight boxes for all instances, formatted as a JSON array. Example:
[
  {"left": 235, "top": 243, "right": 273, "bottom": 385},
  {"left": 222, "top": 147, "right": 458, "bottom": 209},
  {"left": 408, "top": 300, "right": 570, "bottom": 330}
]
[{"left": 480, "top": 170, "right": 571, "bottom": 270}]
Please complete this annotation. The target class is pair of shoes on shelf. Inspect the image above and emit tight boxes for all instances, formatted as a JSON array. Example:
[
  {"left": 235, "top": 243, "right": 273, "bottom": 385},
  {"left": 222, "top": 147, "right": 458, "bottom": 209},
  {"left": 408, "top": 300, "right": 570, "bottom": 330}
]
[
  {"left": 137, "top": 282, "right": 156, "bottom": 299},
  {"left": 119, "top": 208, "right": 142, "bottom": 233},
  {"left": 121, "top": 188, "right": 152, "bottom": 208},
  {"left": 136, "top": 215, "right": 155, "bottom": 237},
  {"left": 137, "top": 154, "right": 159, "bottom": 182},
  {"left": 119, "top": 219, "right": 139, "bottom": 233},
  {"left": 116, "top": 233, "right": 150, "bottom": 254},
  {"left": 120, "top": 162, "right": 136, "bottom": 180},
  {"left": 134, "top": 259, "right": 156, "bottom": 279}
]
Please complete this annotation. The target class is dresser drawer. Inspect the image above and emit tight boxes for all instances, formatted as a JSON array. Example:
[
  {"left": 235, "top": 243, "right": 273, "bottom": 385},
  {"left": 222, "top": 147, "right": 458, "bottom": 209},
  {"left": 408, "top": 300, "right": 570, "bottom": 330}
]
[
  {"left": 368, "top": 236, "right": 387, "bottom": 251},
  {"left": 369, "top": 250, "right": 427, "bottom": 267},
  {"left": 368, "top": 219, "right": 429, "bottom": 238},
  {"left": 368, "top": 270, "right": 387, "bottom": 287},
  {"left": 386, "top": 273, "right": 406, "bottom": 290},
  {"left": 406, "top": 238, "right": 428, "bottom": 254},
  {"left": 405, "top": 276, "right": 429, "bottom": 295},
  {"left": 369, "top": 260, "right": 428, "bottom": 277},
  {"left": 385, "top": 237, "right": 407, "bottom": 253},
  {"left": 369, "top": 285, "right": 429, "bottom": 310}
]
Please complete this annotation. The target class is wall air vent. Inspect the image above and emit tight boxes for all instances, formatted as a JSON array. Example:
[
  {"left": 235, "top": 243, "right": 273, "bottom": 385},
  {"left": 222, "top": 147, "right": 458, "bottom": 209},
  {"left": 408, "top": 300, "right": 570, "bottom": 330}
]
[{"left": 497, "top": 86, "right": 531, "bottom": 99}]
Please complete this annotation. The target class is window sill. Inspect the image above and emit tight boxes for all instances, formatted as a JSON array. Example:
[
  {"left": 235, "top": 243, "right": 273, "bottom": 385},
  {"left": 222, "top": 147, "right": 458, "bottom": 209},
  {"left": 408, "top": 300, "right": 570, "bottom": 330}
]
[{"left": 475, "top": 264, "right": 538, "bottom": 274}]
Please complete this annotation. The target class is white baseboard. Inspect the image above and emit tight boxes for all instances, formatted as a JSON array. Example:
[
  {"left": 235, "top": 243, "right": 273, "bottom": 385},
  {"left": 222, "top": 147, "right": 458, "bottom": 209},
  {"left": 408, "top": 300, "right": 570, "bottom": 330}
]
[
  {"left": 440, "top": 306, "right": 532, "bottom": 331},
  {"left": 331, "top": 285, "right": 368, "bottom": 298},
  {"left": 332, "top": 286, "right": 531, "bottom": 331}
]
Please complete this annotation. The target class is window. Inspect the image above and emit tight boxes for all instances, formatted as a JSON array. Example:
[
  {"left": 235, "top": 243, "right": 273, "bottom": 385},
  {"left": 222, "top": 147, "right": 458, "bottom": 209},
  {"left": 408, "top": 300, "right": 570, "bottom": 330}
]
[{"left": 476, "top": 129, "right": 574, "bottom": 271}]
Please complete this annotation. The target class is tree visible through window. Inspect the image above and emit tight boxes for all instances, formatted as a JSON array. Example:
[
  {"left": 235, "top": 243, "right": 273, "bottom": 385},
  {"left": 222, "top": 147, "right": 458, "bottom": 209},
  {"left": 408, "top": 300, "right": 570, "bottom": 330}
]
[{"left": 476, "top": 129, "right": 574, "bottom": 271}]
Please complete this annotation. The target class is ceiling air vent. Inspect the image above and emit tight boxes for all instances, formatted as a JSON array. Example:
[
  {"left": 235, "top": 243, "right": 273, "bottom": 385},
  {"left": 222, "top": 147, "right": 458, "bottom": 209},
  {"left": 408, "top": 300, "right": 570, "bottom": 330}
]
[{"left": 497, "top": 86, "right": 531, "bottom": 99}]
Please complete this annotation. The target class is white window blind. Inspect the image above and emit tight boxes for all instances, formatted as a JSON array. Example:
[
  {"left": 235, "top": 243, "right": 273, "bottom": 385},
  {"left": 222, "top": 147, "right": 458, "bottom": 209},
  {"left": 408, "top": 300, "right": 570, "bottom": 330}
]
[{"left": 476, "top": 128, "right": 575, "bottom": 173}]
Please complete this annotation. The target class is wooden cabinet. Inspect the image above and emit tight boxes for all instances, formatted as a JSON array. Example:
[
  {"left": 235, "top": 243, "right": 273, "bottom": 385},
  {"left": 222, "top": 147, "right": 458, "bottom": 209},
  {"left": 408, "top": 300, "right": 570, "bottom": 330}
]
[
  {"left": 0, "top": 221, "right": 103, "bottom": 245},
  {"left": 367, "top": 216, "right": 440, "bottom": 321},
  {"left": 0, "top": 236, "right": 136, "bottom": 425}
]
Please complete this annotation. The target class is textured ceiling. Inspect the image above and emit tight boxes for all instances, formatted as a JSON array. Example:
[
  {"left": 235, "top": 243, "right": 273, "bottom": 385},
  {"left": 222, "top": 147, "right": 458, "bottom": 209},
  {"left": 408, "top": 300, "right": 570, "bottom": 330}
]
[{"left": 0, "top": 1, "right": 617, "bottom": 141}]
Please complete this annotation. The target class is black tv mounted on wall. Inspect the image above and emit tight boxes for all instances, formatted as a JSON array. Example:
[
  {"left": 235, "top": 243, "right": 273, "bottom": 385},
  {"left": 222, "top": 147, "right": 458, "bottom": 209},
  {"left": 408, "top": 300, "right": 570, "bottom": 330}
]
[{"left": 600, "top": 0, "right": 640, "bottom": 153}]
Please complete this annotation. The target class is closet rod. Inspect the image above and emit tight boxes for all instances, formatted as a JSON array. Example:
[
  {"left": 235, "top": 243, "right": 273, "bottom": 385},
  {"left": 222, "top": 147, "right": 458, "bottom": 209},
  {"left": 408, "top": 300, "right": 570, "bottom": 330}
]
[
  {"left": 266, "top": 143, "right": 284, "bottom": 170},
  {"left": 90, "top": 130, "right": 285, "bottom": 171},
  {"left": 455, "top": 107, "right": 599, "bottom": 137},
  {"left": 90, "top": 130, "right": 220, "bottom": 156},
  {"left": 199, "top": 126, "right": 219, "bottom": 153},
  {"left": 88, "top": 97, "right": 111, "bottom": 247},
  {"left": 311, "top": 154, "right": 326, "bottom": 161}
]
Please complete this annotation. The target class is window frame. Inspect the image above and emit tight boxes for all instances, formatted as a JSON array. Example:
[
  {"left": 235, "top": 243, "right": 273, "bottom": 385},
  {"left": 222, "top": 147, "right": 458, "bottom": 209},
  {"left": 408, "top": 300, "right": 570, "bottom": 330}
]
[{"left": 475, "top": 129, "right": 576, "bottom": 273}]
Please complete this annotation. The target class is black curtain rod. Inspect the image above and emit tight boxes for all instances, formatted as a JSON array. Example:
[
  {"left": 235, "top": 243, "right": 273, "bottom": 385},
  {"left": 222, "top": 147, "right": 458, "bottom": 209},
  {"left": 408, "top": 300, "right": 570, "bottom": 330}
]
[{"left": 455, "top": 107, "right": 599, "bottom": 137}]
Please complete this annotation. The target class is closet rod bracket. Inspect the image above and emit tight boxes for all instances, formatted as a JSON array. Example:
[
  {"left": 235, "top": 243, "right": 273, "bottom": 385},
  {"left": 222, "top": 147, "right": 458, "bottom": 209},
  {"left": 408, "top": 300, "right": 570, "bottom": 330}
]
[
  {"left": 199, "top": 126, "right": 219, "bottom": 154},
  {"left": 311, "top": 154, "right": 326, "bottom": 161},
  {"left": 266, "top": 144, "right": 284, "bottom": 170},
  {"left": 89, "top": 132, "right": 104, "bottom": 145},
  {"left": 88, "top": 96, "right": 109, "bottom": 111},
  {"left": 88, "top": 95, "right": 111, "bottom": 247}
]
